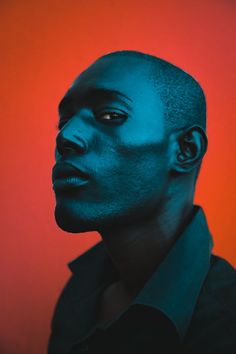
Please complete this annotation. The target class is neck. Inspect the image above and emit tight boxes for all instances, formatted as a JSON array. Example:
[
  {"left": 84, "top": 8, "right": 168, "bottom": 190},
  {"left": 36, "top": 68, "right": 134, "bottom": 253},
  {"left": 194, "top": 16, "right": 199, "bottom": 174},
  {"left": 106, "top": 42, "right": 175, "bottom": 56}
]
[{"left": 99, "top": 198, "right": 194, "bottom": 296}]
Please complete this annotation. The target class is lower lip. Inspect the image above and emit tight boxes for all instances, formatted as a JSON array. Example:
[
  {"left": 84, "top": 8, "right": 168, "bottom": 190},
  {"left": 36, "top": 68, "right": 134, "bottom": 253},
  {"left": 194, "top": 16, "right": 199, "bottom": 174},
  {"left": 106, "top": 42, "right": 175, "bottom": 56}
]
[{"left": 53, "top": 176, "right": 88, "bottom": 191}]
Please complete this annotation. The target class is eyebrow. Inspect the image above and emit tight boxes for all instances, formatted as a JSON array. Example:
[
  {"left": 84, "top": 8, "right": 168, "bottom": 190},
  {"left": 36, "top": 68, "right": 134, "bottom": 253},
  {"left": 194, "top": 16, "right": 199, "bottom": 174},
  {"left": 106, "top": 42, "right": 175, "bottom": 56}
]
[{"left": 58, "top": 87, "right": 133, "bottom": 114}]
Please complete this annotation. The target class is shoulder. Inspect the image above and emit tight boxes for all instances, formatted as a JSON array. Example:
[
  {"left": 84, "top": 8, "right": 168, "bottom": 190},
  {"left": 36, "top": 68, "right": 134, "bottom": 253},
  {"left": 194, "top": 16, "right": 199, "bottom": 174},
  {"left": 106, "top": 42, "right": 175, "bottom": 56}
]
[
  {"left": 49, "top": 273, "right": 81, "bottom": 335},
  {"left": 183, "top": 255, "right": 236, "bottom": 354}
]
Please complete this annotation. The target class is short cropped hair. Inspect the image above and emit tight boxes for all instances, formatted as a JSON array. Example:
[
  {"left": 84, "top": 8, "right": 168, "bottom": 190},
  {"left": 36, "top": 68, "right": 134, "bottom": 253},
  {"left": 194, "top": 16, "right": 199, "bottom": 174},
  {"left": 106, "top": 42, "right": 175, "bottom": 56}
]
[{"left": 98, "top": 50, "right": 206, "bottom": 132}]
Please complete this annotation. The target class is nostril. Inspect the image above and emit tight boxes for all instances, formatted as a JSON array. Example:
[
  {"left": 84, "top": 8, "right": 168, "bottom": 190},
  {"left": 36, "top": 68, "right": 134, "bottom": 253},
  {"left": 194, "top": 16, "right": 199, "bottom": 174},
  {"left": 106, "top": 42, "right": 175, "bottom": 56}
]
[
  {"left": 56, "top": 134, "right": 87, "bottom": 155},
  {"left": 63, "top": 145, "right": 77, "bottom": 154}
]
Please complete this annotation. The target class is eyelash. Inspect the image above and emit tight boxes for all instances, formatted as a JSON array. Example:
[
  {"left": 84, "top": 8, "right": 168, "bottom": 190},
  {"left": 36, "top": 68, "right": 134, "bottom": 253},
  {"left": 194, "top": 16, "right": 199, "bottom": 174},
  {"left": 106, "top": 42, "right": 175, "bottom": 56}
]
[
  {"left": 95, "top": 111, "right": 128, "bottom": 124},
  {"left": 57, "top": 109, "right": 128, "bottom": 130}
]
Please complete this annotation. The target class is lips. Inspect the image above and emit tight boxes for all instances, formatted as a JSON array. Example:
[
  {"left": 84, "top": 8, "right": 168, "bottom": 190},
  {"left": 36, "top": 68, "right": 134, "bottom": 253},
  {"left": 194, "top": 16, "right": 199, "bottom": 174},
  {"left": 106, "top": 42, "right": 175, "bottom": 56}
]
[{"left": 52, "top": 162, "right": 89, "bottom": 191}]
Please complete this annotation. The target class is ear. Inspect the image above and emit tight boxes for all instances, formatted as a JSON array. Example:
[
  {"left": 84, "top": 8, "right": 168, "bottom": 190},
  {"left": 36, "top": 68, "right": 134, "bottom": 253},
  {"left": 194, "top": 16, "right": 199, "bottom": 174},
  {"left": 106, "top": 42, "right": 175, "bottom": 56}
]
[{"left": 171, "top": 126, "right": 208, "bottom": 173}]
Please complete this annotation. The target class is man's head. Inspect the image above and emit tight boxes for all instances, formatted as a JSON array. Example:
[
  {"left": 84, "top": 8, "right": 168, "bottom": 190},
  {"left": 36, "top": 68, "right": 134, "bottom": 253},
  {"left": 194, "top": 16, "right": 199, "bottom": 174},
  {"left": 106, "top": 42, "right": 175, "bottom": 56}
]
[{"left": 52, "top": 50, "right": 207, "bottom": 233}]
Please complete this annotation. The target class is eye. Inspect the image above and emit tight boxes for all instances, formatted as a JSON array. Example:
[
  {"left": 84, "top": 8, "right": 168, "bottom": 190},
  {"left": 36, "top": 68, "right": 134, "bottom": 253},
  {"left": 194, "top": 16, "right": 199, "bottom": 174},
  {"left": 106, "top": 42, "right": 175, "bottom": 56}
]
[{"left": 96, "top": 112, "right": 127, "bottom": 124}]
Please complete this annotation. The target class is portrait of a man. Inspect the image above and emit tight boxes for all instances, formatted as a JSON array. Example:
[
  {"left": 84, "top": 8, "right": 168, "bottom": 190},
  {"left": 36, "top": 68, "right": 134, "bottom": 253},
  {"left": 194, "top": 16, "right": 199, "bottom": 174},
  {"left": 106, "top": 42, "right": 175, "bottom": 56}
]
[{"left": 49, "top": 51, "right": 236, "bottom": 354}]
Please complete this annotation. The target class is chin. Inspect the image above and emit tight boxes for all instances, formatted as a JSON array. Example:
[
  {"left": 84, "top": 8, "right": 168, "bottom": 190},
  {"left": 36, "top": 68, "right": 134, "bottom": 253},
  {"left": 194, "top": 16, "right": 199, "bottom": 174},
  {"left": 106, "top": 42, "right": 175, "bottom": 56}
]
[
  {"left": 54, "top": 197, "right": 152, "bottom": 234},
  {"left": 54, "top": 206, "right": 97, "bottom": 234}
]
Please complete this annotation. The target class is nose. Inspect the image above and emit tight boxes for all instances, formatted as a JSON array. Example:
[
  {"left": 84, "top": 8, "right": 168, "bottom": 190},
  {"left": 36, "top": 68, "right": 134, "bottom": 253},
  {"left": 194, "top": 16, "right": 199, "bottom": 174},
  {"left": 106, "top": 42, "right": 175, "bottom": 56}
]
[{"left": 56, "top": 115, "right": 88, "bottom": 156}]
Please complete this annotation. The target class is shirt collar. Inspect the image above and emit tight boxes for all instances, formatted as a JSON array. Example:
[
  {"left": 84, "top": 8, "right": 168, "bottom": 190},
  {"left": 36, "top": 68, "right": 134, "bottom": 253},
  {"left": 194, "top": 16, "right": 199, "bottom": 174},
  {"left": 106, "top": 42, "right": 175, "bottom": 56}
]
[{"left": 68, "top": 205, "right": 213, "bottom": 340}]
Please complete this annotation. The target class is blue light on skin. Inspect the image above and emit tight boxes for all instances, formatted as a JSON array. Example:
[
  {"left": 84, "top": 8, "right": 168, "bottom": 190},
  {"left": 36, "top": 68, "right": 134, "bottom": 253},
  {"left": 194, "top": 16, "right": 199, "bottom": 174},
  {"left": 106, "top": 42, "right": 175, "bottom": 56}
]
[{"left": 52, "top": 54, "right": 207, "bottom": 305}]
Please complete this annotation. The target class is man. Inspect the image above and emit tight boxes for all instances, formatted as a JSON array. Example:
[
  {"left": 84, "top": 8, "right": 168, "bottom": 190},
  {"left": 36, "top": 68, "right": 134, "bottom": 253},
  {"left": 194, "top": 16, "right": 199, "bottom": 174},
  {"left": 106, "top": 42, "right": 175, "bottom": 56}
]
[{"left": 48, "top": 51, "right": 236, "bottom": 354}]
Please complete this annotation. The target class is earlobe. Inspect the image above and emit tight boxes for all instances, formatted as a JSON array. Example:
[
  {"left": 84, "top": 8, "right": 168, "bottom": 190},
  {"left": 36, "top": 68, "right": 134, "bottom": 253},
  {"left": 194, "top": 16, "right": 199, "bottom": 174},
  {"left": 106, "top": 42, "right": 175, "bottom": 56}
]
[{"left": 173, "top": 126, "right": 208, "bottom": 173}]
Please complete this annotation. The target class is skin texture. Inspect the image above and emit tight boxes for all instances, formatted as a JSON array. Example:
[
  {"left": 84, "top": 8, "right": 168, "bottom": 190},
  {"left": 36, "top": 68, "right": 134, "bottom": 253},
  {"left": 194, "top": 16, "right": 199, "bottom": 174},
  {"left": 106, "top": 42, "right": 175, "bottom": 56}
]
[
  {"left": 52, "top": 52, "right": 207, "bottom": 323},
  {"left": 54, "top": 56, "right": 171, "bottom": 233}
]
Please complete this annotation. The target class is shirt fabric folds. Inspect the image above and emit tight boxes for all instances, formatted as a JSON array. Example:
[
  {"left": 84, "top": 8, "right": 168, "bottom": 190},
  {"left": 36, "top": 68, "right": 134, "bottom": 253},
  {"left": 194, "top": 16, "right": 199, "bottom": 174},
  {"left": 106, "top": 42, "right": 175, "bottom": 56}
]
[{"left": 48, "top": 206, "right": 236, "bottom": 354}]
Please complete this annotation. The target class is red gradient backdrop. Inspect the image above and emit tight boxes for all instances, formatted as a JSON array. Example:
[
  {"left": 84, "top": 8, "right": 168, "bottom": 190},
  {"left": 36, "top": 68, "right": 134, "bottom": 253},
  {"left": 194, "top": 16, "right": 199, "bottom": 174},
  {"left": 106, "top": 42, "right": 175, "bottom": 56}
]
[{"left": 1, "top": 1, "right": 235, "bottom": 353}]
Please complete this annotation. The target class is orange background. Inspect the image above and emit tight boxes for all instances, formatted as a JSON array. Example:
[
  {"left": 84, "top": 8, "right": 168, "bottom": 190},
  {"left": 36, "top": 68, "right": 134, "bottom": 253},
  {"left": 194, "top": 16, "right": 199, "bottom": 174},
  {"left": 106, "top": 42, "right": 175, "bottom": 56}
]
[{"left": 1, "top": 1, "right": 235, "bottom": 353}]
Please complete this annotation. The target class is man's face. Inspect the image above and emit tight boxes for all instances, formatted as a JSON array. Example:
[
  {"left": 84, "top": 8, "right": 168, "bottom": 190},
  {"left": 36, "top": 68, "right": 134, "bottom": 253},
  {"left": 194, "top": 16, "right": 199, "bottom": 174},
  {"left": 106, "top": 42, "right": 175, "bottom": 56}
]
[{"left": 52, "top": 56, "right": 171, "bottom": 233}]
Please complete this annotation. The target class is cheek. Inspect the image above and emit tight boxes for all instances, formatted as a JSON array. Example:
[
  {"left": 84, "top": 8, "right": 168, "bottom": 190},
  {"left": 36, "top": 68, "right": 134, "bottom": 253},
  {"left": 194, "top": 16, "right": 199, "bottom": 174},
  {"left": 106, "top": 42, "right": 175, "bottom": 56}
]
[
  {"left": 117, "top": 143, "right": 169, "bottom": 178},
  {"left": 82, "top": 134, "right": 169, "bottom": 199},
  {"left": 95, "top": 148, "right": 168, "bottom": 199}
]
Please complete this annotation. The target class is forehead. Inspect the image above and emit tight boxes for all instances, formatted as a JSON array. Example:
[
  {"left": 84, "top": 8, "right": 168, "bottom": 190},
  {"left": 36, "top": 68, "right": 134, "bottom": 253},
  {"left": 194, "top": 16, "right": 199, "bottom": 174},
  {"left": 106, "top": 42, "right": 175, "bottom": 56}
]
[
  {"left": 59, "top": 56, "right": 166, "bottom": 142},
  {"left": 68, "top": 56, "right": 159, "bottom": 103}
]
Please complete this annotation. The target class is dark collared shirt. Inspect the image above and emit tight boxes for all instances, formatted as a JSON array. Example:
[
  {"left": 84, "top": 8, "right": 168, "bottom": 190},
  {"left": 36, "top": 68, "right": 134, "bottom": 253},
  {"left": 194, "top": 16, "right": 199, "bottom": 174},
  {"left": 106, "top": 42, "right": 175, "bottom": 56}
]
[{"left": 48, "top": 206, "right": 236, "bottom": 354}]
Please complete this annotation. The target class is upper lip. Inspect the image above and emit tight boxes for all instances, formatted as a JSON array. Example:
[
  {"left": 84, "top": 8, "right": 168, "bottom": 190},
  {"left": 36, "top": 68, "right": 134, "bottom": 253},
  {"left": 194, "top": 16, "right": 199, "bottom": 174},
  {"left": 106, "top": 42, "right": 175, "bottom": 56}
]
[{"left": 52, "top": 162, "right": 89, "bottom": 182}]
